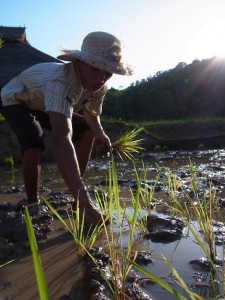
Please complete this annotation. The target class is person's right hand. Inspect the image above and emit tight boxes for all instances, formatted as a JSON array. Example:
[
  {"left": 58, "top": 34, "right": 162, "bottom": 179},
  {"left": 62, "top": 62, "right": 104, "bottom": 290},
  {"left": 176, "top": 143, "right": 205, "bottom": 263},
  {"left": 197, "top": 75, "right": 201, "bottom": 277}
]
[
  {"left": 81, "top": 199, "right": 109, "bottom": 227},
  {"left": 94, "top": 132, "right": 111, "bottom": 156},
  {"left": 73, "top": 189, "right": 109, "bottom": 227}
]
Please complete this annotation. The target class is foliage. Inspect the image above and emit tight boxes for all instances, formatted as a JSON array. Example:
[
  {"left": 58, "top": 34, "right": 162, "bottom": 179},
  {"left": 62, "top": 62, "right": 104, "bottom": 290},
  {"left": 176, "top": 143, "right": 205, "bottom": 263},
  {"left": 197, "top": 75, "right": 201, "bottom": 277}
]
[
  {"left": 111, "top": 127, "right": 145, "bottom": 161},
  {"left": 103, "top": 57, "right": 225, "bottom": 121},
  {"left": 0, "top": 114, "right": 5, "bottom": 122},
  {"left": 25, "top": 207, "right": 50, "bottom": 300},
  {"left": 24, "top": 157, "right": 225, "bottom": 299},
  {"left": 125, "top": 258, "right": 200, "bottom": 300},
  {"left": 46, "top": 200, "right": 104, "bottom": 257},
  {"left": 0, "top": 259, "right": 15, "bottom": 268},
  {"left": 95, "top": 158, "right": 145, "bottom": 299},
  {"left": 165, "top": 160, "right": 224, "bottom": 298},
  {"left": 0, "top": 38, "right": 3, "bottom": 48},
  {"left": 4, "top": 155, "right": 14, "bottom": 169},
  {"left": 166, "top": 160, "right": 220, "bottom": 263}
]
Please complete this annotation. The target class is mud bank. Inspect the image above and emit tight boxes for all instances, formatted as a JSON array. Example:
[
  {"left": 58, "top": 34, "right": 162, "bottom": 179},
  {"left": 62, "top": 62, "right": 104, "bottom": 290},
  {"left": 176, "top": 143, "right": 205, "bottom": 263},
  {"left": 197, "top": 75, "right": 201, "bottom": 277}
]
[{"left": 1, "top": 119, "right": 225, "bottom": 165}]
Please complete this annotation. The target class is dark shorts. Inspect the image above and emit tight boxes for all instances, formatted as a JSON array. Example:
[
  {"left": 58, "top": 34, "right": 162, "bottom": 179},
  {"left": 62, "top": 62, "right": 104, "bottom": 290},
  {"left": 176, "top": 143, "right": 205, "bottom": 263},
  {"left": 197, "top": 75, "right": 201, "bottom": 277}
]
[{"left": 0, "top": 100, "right": 89, "bottom": 156}]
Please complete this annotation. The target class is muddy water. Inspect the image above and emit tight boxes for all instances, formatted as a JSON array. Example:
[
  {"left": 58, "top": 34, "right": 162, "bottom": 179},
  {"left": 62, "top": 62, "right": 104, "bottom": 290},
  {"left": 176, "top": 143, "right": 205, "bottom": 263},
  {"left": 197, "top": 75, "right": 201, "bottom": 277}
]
[{"left": 1, "top": 149, "right": 225, "bottom": 299}]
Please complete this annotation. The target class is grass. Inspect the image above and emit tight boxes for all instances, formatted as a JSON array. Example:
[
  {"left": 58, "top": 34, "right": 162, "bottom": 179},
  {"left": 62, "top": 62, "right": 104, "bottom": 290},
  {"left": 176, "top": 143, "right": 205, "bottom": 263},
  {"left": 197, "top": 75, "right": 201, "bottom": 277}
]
[
  {"left": 3, "top": 155, "right": 15, "bottom": 183},
  {"left": 112, "top": 127, "right": 144, "bottom": 160},
  {"left": 97, "top": 158, "right": 225, "bottom": 299},
  {"left": 111, "top": 127, "right": 145, "bottom": 161},
  {"left": 25, "top": 207, "right": 50, "bottom": 300},
  {"left": 96, "top": 158, "right": 141, "bottom": 298},
  {"left": 45, "top": 200, "right": 104, "bottom": 257},
  {"left": 125, "top": 257, "right": 197, "bottom": 300},
  {"left": 20, "top": 128, "right": 146, "bottom": 299},
  {"left": 102, "top": 159, "right": 206, "bottom": 300},
  {"left": 22, "top": 147, "right": 225, "bottom": 299},
  {"left": 166, "top": 160, "right": 220, "bottom": 263},
  {"left": 103, "top": 116, "right": 225, "bottom": 127},
  {"left": 124, "top": 116, "right": 225, "bottom": 127},
  {"left": 0, "top": 259, "right": 15, "bottom": 268},
  {"left": 4, "top": 155, "right": 14, "bottom": 169},
  {"left": 165, "top": 160, "right": 225, "bottom": 298},
  {"left": 0, "top": 38, "right": 3, "bottom": 48},
  {"left": 0, "top": 113, "right": 5, "bottom": 122},
  {"left": 103, "top": 116, "right": 225, "bottom": 148}
]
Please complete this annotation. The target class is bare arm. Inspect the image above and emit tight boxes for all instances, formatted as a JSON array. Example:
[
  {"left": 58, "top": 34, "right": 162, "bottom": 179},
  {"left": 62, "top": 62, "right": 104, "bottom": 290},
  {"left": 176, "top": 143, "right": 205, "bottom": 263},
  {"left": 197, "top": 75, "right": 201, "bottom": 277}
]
[
  {"left": 83, "top": 108, "right": 111, "bottom": 152},
  {"left": 49, "top": 111, "right": 105, "bottom": 225},
  {"left": 49, "top": 111, "right": 84, "bottom": 198}
]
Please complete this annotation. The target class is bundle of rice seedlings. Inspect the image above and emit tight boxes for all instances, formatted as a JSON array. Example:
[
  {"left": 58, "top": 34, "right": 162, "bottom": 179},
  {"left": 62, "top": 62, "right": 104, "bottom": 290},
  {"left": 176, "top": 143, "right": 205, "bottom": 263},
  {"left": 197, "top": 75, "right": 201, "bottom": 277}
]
[{"left": 111, "top": 127, "right": 145, "bottom": 161}]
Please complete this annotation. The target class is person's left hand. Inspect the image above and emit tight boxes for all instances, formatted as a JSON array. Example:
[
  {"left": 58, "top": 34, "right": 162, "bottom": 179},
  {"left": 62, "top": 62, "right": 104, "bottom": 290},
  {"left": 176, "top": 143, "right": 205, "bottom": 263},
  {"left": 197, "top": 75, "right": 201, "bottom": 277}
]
[{"left": 94, "top": 132, "right": 111, "bottom": 156}]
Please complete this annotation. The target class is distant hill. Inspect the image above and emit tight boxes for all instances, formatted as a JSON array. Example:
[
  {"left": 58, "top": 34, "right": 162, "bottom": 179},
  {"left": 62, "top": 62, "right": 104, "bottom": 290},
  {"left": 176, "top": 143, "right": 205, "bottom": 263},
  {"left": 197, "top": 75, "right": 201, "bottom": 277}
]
[{"left": 103, "top": 57, "right": 225, "bottom": 121}]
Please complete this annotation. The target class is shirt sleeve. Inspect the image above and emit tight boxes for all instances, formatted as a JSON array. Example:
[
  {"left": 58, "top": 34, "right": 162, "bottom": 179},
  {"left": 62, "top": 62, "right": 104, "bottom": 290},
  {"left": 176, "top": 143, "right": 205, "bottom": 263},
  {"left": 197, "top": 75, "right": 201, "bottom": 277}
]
[
  {"left": 1, "top": 77, "right": 25, "bottom": 105},
  {"left": 44, "top": 80, "right": 73, "bottom": 118}
]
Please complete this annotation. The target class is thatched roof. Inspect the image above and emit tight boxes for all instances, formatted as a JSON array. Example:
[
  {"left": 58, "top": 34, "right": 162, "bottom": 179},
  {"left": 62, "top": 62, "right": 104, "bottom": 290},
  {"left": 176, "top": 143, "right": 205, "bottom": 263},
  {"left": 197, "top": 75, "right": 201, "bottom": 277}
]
[
  {"left": 0, "top": 26, "right": 61, "bottom": 89},
  {"left": 0, "top": 26, "right": 27, "bottom": 42}
]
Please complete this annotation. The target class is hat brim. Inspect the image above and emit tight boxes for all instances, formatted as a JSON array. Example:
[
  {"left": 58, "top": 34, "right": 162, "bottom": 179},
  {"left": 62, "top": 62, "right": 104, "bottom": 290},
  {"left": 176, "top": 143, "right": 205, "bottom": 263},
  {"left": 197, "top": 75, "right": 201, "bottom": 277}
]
[{"left": 57, "top": 50, "right": 134, "bottom": 76}]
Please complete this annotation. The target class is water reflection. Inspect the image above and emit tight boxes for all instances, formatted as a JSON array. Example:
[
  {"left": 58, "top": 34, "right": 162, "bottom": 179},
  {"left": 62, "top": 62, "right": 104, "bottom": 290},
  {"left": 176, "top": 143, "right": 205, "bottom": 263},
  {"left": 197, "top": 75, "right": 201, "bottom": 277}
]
[{"left": 1, "top": 149, "right": 225, "bottom": 299}]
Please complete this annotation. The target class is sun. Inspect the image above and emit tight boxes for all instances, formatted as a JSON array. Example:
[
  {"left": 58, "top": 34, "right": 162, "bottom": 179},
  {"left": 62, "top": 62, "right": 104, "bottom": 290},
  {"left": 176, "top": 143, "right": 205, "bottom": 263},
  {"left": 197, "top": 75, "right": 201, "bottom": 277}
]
[
  {"left": 206, "top": 28, "right": 225, "bottom": 59},
  {"left": 215, "top": 48, "right": 225, "bottom": 60}
]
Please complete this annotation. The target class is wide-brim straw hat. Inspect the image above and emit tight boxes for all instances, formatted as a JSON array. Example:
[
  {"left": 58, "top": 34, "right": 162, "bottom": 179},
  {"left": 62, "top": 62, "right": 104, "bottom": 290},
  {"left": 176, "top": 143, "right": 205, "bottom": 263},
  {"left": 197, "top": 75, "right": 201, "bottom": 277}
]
[{"left": 57, "top": 31, "right": 134, "bottom": 76}]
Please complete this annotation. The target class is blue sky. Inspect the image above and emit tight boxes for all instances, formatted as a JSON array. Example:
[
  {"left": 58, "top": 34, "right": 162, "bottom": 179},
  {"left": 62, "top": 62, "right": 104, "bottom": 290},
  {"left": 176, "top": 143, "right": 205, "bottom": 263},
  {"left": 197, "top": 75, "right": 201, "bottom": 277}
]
[{"left": 2, "top": 0, "right": 225, "bottom": 89}]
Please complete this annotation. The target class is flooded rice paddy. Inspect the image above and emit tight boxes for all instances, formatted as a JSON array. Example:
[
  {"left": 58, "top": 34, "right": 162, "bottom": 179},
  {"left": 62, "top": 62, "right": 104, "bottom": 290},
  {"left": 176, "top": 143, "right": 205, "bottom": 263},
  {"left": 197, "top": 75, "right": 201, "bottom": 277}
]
[{"left": 1, "top": 149, "right": 225, "bottom": 299}]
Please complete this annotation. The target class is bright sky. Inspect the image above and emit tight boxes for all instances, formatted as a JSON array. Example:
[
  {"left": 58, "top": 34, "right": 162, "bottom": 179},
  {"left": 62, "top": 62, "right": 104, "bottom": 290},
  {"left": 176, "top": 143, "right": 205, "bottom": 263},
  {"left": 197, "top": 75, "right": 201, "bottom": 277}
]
[{"left": 2, "top": 0, "right": 225, "bottom": 89}]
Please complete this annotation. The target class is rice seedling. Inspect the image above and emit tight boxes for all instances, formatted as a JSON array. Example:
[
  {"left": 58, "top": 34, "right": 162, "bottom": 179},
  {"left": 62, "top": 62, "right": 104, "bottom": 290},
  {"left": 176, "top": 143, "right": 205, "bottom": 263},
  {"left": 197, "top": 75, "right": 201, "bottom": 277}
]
[
  {"left": 23, "top": 152, "right": 225, "bottom": 299},
  {"left": 154, "top": 144, "right": 161, "bottom": 152},
  {"left": 25, "top": 200, "right": 109, "bottom": 298},
  {"left": 24, "top": 207, "right": 50, "bottom": 300},
  {"left": 125, "top": 256, "right": 204, "bottom": 300},
  {"left": 95, "top": 159, "right": 125, "bottom": 298},
  {"left": 0, "top": 113, "right": 5, "bottom": 122},
  {"left": 122, "top": 161, "right": 159, "bottom": 233},
  {"left": 45, "top": 200, "right": 104, "bottom": 257},
  {"left": 119, "top": 161, "right": 209, "bottom": 299},
  {"left": 0, "top": 38, "right": 3, "bottom": 48},
  {"left": 167, "top": 161, "right": 219, "bottom": 263},
  {"left": 45, "top": 165, "right": 139, "bottom": 299},
  {"left": 0, "top": 259, "right": 15, "bottom": 268},
  {"left": 139, "top": 161, "right": 161, "bottom": 214},
  {"left": 165, "top": 161, "right": 225, "bottom": 298},
  {"left": 4, "top": 155, "right": 14, "bottom": 170},
  {"left": 111, "top": 127, "right": 145, "bottom": 161},
  {"left": 161, "top": 255, "right": 206, "bottom": 300},
  {"left": 94, "top": 158, "right": 149, "bottom": 299}
]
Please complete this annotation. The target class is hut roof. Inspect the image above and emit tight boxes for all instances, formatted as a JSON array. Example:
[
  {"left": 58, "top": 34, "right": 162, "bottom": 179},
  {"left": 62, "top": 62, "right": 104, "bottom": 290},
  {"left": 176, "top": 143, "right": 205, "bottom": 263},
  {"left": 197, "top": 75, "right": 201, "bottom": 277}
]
[
  {"left": 0, "top": 26, "right": 27, "bottom": 42},
  {"left": 0, "top": 26, "right": 62, "bottom": 89}
]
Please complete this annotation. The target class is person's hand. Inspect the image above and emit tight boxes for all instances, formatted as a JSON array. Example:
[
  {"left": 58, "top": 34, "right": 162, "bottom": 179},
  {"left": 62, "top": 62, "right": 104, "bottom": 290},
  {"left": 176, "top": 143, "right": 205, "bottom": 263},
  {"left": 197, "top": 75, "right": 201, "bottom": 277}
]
[
  {"left": 73, "top": 188, "right": 109, "bottom": 227},
  {"left": 81, "top": 199, "right": 109, "bottom": 227},
  {"left": 94, "top": 132, "right": 111, "bottom": 156}
]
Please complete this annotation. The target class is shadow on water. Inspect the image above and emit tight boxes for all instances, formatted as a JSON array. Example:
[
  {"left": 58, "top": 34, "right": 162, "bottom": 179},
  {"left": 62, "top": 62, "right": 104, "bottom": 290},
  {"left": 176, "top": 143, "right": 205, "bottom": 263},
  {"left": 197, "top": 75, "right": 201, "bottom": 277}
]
[{"left": 1, "top": 149, "right": 225, "bottom": 299}]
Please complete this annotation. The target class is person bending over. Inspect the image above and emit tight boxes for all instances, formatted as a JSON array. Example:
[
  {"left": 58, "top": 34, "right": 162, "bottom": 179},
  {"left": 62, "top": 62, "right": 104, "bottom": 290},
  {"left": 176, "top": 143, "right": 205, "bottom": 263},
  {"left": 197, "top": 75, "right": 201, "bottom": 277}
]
[{"left": 0, "top": 31, "right": 133, "bottom": 226}]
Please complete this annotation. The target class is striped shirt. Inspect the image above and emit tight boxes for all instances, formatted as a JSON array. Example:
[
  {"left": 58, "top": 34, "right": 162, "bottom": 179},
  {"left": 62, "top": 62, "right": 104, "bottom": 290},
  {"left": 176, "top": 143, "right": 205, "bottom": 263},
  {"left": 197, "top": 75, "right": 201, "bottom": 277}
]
[{"left": 1, "top": 62, "right": 107, "bottom": 118}]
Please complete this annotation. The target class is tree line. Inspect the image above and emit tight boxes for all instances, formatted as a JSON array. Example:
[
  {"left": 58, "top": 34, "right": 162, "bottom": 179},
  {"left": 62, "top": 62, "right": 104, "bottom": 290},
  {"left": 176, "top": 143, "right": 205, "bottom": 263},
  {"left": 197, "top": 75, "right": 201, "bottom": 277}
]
[{"left": 102, "top": 56, "right": 225, "bottom": 121}]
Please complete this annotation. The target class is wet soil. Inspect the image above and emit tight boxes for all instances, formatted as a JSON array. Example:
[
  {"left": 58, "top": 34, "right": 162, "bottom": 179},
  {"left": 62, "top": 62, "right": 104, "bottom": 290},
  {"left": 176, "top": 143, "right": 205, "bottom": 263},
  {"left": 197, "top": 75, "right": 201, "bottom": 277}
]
[{"left": 1, "top": 149, "right": 225, "bottom": 299}]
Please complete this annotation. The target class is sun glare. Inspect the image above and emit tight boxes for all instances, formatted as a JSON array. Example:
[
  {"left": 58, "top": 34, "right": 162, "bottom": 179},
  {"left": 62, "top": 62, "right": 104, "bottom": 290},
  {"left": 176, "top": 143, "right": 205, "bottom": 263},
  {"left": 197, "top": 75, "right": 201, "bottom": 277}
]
[
  {"left": 187, "top": 18, "right": 225, "bottom": 62},
  {"left": 215, "top": 48, "right": 225, "bottom": 60}
]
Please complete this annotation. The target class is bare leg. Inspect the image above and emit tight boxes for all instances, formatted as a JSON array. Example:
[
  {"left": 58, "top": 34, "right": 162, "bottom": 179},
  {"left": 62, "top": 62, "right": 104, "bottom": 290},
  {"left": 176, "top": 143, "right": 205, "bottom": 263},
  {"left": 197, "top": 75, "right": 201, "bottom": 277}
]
[
  {"left": 75, "top": 129, "right": 95, "bottom": 177},
  {"left": 22, "top": 148, "right": 41, "bottom": 203}
]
